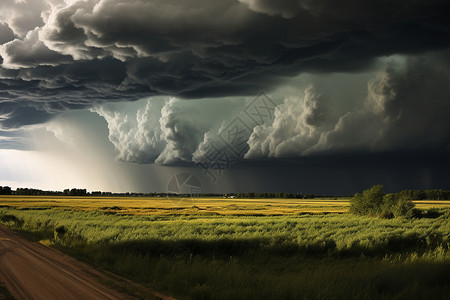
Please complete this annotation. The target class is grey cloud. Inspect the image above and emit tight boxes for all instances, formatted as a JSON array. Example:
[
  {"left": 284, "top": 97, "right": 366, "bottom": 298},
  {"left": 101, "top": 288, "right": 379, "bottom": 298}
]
[
  {"left": 0, "top": 130, "right": 30, "bottom": 150},
  {"left": 93, "top": 96, "right": 247, "bottom": 165},
  {"left": 0, "top": 22, "right": 15, "bottom": 44},
  {"left": 1, "top": 0, "right": 450, "bottom": 130},
  {"left": 318, "top": 54, "right": 450, "bottom": 154},
  {"left": 92, "top": 99, "right": 166, "bottom": 163},
  {"left": 0, "top": 28, "right": 71, "bottom": 69},
  {"left": 247, "top": 52, "right": 450, "bottom": 158},
  {"left": 0, "top": 0, "right": 53, "bottom": 38},
  {"left": 245, "top": 86, "right": 332, "bottom": 158},
  {"left": 84, "top": 52, "right": 450, "bottom": 165}
]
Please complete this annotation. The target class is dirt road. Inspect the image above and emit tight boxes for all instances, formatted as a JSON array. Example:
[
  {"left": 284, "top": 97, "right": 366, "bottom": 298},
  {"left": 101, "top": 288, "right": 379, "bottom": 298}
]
[{"left": 0, "top": 224, "right": 134, "bottom": 300}]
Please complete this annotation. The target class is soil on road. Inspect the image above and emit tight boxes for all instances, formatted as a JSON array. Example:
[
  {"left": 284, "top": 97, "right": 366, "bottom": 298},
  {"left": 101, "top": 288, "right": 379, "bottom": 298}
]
[{"left": 0, "top": 224, "right": 134, "bottom": 300}]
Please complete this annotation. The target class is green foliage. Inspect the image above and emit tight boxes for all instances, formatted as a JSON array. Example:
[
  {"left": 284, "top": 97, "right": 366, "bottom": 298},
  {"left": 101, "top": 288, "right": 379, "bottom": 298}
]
[
  {"left": 0, "top": 213, "right": 24, "bottom": 228},
  {"left": 1, "top": 207, "right": 449, "bottom": 299},
  {"left": 351, "top": 185, "right": 416, "bottom": 218},
  {"left": 350, "top": 185, "right": 384, "bottom": 216},
  {"left": 392, "top": 196, "right": 416, "bottom": 218}
]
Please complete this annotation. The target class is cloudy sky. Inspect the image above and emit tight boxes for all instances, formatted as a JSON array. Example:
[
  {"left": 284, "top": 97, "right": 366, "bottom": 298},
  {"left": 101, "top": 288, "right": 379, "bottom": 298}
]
[{"left": 1, "top": 0, "right": 449, "bottom": 194}]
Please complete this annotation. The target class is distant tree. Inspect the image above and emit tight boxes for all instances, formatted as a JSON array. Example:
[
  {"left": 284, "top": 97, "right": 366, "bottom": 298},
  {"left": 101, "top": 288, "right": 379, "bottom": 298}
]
[{"left": 0, "top": 186, "right": 12, "bottom": 195}]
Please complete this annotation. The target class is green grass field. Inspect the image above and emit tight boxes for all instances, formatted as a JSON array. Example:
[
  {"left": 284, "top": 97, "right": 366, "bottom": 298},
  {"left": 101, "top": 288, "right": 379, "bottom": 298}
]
[{"left": 1, "top": 196, "right": 450, "bottom": 299}]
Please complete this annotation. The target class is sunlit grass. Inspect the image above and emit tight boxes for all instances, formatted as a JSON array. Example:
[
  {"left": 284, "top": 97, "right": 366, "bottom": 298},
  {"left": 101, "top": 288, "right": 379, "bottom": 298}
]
[
  {"left": 1, "top": 196, "right": 450, "bottom": 299},
  {"left": 1, "top": 195, "right": 449, "bottom": 216},
  {"left": 0, "top": 195, "right": 353, "bottom": 215}
]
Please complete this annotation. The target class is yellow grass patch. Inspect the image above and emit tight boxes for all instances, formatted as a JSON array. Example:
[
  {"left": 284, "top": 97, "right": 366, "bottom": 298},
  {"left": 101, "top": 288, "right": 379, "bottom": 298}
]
[
  {"left": 1, "top": 196, "right": 449, "bottom": 216},
  {"left": 0, "top": 195, "right": 350, "bottom": 215}
]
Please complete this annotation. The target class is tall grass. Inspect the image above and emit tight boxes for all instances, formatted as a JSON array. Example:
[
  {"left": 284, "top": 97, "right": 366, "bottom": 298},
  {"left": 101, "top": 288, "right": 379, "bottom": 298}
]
[{"left": 1, "top": 207, "right": 449, "bottom": 299}]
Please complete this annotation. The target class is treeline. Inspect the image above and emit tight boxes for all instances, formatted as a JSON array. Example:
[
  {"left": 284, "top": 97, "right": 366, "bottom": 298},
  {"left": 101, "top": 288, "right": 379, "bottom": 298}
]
[
  {"left": 231, "top": 193, "right": 318, "bottom": 199},
  {"left": 1, "top": 185, "right": 450, "bottom": 199},
  {"left": 396, "top": 189, "right": 450, "bottom": 200},
  {"left": 350, "top": 185, "right": 450, "bottom": 218},
  {"left": 12, "top": 188, "right": 158, "bottom": 197},
  {"left": 13, "top": 188, "right": 87, "bottom": 196},
  {"left": 2, "top": 186, "right": 222, "bottom": 198},
  {"left": 0, "top": 186, "right": 12, "bottom": 195}
]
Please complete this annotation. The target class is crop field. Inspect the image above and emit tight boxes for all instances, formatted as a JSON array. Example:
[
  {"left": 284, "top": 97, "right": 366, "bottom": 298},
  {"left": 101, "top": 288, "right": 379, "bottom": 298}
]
[
  {"left": 0, "top": 195, "right": 353, "bottom": 215},
  {"left": 1, "top": 195, "right": 450, "bottom": 299},
  {"left": 1, "top": 195, "right": 448, "bottom": 216}
]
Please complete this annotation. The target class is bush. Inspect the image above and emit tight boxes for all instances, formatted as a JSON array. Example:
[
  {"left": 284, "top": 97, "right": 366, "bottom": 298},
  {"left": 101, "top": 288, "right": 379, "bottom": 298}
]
[
  {"left": 392, "top": 196, "right": 415, "bottom": 218},
  {"left": 350, "top": 185, "right": 384, "bottom": 216},
  {"left": 350, "top": 185, "right": 416, "bottom": 218}
]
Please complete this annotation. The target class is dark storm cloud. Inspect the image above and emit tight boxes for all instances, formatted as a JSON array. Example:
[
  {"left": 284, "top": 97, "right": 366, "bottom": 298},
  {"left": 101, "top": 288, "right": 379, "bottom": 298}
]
[
  {"left": 91, "top": 50, "right": 450, "bottom": 165},
  {"left": 1, "top": 0, "right": 450, "bottom": 129},
  {"left": 247, "top": 51, "right": 450, "bottom": 158}
]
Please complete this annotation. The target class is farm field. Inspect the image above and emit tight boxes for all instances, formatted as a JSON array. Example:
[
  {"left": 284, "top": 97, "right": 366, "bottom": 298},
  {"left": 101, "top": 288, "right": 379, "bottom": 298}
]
[
  {"left": 1, "top": 196, "right": 450, "bottom": 299},
  {"left": 0, "top": 195, "right": 353, "bottom": 215},
  {"left": 1, "top": 195, "right": 449, "bottom": 216}
]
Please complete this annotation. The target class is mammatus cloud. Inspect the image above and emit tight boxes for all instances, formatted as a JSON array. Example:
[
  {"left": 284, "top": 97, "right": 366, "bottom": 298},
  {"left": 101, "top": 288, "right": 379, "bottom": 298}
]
[
  {"left": 90, "top": 52, "right": 450, "bottom": 165},
  {"left": 1, "top": 0, "right": 450, "bottom": 129}
]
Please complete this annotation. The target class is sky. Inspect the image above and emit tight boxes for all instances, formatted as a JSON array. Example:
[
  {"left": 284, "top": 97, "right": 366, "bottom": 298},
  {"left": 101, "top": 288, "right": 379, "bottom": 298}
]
[{"left": 0, "top": 0, "right": 449, "bottom": 195}]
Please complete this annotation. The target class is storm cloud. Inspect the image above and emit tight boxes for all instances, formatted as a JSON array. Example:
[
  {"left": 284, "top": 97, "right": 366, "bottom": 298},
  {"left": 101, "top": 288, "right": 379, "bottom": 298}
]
[
  {"left": 249, "top": 51, "right": 450, "bottom": 158},
  {"left": 84, "top": 51, "right": 449, "bottom": 165},
  {"left": 1, "top": 0, "right": 450, "bottom": 129}
]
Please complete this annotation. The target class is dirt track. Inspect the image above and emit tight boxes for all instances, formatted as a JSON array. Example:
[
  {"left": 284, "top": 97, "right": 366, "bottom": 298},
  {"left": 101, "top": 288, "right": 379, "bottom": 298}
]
[{"left": 0, "top": 224, "right": 134, "bottom": 300}]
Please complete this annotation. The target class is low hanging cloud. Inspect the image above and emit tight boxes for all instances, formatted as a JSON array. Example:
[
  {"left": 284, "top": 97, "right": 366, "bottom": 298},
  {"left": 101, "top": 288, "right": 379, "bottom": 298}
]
[
  {"left": 88, "top": 52, "right": 450, "bottom": 165},
  {"left": 248, "top": 52, "right": 450, "bottom": 158},
  {"left": 1, "top": 0, "right": 450, "bottom": 129}
]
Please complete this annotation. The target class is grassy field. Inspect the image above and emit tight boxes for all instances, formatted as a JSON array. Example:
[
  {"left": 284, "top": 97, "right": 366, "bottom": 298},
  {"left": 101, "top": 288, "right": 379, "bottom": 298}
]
[
  {"left": 1, "top": 196, "right": 450, "bottom": 299},
  {"left": 1, "top": 195, "right": 448, "bottom": 216},
  {"left": 0, "top": 195, "right": 352, "bottom": 215}
]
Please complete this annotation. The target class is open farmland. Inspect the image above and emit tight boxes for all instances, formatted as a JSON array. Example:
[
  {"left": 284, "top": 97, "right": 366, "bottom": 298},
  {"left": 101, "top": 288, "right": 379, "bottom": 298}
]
[
  {"left": 0, "top": 195, "right": 353, "bottom": 215},
  {"left": 1, "top": 196, "right": 450, "bottom": 299},
  {"left": 1, "top": 195, "right": 449, "bottom": 216}
]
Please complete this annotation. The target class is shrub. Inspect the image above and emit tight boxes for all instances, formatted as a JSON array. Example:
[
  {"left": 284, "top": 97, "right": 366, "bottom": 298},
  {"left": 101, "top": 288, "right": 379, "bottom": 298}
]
[
  {"left": 350, "top": 185, "right": 384, "bottom": 216},
  {"left": 351, "top": 185, "right": 415, "bottom": 218},
  {"left": 391, "top": 196, "right": 415, "bottom": 218}
]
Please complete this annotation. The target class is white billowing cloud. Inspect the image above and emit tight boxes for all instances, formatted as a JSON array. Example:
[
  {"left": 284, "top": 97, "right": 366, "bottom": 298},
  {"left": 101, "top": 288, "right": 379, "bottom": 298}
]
[
  {"left": 155, "top": 98, "right": 204, "bottom": 165},
  {"left": 245, "top": 86, "right": 331, "bottom": 158},
  {"left": 0, "top": 27, "right": 70, "bottom": 69},
  {"left": 0, "top": 0, "right": 56, "bottom": 38},
  {"left": 92, "top": 97, "right": 246, "bottom": 165},
  {"left": 38, "top": 0, "right": 247, "bottom": 62},
  {"left": 92, "top": 98, "right": 166, "bottom": 163}
]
